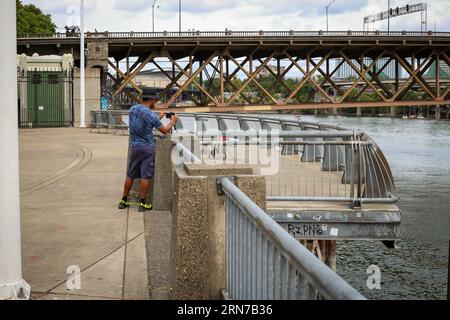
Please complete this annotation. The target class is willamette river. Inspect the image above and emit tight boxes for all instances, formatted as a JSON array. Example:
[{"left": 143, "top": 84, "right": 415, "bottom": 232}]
[{"left": 292, "top": 115, "right": 450, "bottom": 300}]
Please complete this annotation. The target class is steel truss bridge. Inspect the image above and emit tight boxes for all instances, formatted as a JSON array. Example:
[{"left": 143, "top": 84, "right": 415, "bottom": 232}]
[{"left": 17, "top": 31, "right": 450, "bottom": 113}]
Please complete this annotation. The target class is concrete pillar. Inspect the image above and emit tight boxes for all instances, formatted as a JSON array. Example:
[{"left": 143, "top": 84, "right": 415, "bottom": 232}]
[
  {"left": 436, "top": 105, "right": 441, "bottom": 120},
  {"left": 148, "top": 133, "right": 173, "bottom": 210},
  {"left": 0, "top": 0, "right": 30, "bottom": 300},
  {"left": 390, "top": 106, "right": 396, "bottom": 117},
  {"left": 80, "top": 0, "right": 86, "bottom": 128},
  {"left": 169, "top": 164, "right": 266, "bottom": 300},
  {"left": 73, "top": 67, "right": 101, "bottom": 127},
  {"left": 129, "top": 132, "right": 174, "bottom": 211},
  {"left": 356, "top": 107, "right": 362, "bottom": 117},
  {"left": 332, "top": 108, "right": 338, "bottom": 115}
]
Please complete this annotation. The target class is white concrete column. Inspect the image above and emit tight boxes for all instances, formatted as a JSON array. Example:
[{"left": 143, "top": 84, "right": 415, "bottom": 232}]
[
  {"left": 79, "top": 0, "right": 86, "bottom": 128},
  {"left": 0, "top": 0, "right": 31, "bottom": 300}
]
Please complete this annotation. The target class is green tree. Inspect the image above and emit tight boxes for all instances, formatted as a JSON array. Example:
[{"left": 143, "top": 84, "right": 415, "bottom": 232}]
[{"left": 17, "top": 0, "right": 56, "bottom": 36}]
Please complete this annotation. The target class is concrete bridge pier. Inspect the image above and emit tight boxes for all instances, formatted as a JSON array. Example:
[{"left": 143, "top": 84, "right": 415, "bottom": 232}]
[
  {"left": 390, "top": 106, "right": 396, "bottom": 117},
  {"left": 74, "top": 67, "right": 101, "bottom": 128},
  {"left": 436, "top": 105, "right": 441, "bottom": 120},
  {"left": 356, "top": 107, "right": 362, "bottom": 117}
]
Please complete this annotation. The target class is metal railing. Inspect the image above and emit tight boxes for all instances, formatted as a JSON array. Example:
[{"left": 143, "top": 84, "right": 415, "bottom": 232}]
[
  {"left": 17, "top": 30, "right": 450, "bottom": 40},
  {"left": 177, "top": 113, "right": 397, "bottom": 206},
  {"left": 90, "top": 110, "right": 130, "bottom": 134},
  {"left": 220, "top": 176, "right": 365, "bottom": 300}
]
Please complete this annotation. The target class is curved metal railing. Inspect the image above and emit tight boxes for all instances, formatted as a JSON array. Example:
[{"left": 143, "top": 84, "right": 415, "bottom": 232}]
[{"left": 176, "top": 112, "right": 397, "bottom": 206}]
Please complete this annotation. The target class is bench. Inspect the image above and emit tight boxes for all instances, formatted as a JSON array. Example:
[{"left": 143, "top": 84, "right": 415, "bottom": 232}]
[
  {"left": 108, "top": 112, "right": 129, "bottom": 135},
  {"left": 90, "top": 111, "right": 110, "bottom": 133}
]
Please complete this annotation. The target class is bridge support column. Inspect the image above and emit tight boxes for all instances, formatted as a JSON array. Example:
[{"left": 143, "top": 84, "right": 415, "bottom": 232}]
[
  {"left": 169, "top": 164, "right": 265, "bottom": 300},
  {"left": 356, "top": 107, "right": 362, "bottom": 117},
  {"left": 74, "top": 67, "right": 101, "bottom": 127},
  {"left": 390, "top": 106, "right": 396, "bottom": 117},
  {"left": 436, "top": 105, "right": 441, "bottom": 120},
  {"left": 0, "top": 0, "right": 30, "bottom": 300},
  {"left": 332, "top": 108, "right": 338, "bottom": 115}
]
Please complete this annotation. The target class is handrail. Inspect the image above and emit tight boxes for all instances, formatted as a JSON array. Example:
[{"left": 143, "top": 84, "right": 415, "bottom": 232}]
[
  {"left": 197, "top": 130, "right": 363, "bottom": 139},
  {"left": 180, "top": 112, "right": 358, "bottom": 133},
  {"left": 174, "top": 141, "right": 201, "bottom": 163},
  {"left": 17, "top": 30, "right": 450, "bottom": 40},
  {"left": 220, "top": 176, "right": 366, "bottom": 300}
]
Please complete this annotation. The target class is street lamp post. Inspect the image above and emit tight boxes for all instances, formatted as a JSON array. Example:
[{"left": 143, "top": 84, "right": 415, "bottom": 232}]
[
  {"left": 152, "top": 0, "right": 159, "bottom": 32},
  {"left": 387, "top": 0, "right": 391, "bottom": 33},
  {"left": 179, "top": 0, "right": 181, "bottom": 33},
  {"left": 0, "top": 0, "right": 30, "bottom": 300},
  {"left": 326, "top": 0, "right": 336, "bottom": 32}
]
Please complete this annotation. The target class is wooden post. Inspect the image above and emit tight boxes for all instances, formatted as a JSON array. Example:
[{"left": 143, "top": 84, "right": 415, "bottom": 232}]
[{"left": 318, "top": 240, "right": 337, "bottom": 271}]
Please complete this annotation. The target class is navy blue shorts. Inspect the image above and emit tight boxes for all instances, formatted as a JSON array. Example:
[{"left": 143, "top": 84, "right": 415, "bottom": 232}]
[{"left": 127, "top": 145, "right": 155, "bottom": 180}]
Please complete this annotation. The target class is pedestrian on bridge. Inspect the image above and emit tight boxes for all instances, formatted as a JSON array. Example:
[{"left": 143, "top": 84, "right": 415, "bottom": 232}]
[{"left": 118, "top": 88, "right": 178, "bottom": 212}]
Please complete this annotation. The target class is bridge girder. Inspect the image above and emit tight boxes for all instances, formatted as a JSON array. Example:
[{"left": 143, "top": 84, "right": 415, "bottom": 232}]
[{"left": 17, "top": 32, "right": 450, "bottom": 112}]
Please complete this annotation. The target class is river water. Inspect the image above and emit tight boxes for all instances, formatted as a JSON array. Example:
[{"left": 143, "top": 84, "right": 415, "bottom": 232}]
[{"left": 293, "top": 115, "right": 450, "bottom": 300}]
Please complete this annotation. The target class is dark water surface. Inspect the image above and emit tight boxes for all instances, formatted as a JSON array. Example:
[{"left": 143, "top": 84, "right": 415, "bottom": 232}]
[{"left": 298, "top": 115, "right": 450, "bottom": 300}]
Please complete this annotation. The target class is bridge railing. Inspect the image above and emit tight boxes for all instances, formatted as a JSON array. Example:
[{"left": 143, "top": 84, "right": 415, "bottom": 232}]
[
  {"left": 219, "top": 176, "right": 365, "bottom": 300},
  {"left": 17, "top": 30, "right": 450, "bottom": 39}
]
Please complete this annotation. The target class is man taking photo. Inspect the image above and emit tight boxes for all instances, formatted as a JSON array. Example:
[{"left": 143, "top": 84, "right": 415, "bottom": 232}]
[{"left": 118, "top": 88, "right": 178, "bottom": 212}]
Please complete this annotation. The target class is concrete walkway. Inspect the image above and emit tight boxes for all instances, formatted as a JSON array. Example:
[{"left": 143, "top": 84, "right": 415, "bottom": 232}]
[{"left": 19, "top": 128, "right": 152, "bottom": 300}]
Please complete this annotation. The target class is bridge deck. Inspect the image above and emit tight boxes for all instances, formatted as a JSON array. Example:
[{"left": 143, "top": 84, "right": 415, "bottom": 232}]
[{"left": 18, "top": 32, "right": 450, "bottom": 60}]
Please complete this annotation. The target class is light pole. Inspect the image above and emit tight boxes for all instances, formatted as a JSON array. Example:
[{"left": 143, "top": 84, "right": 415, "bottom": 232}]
[
  {"left": 79, "top": 0, "right": 86, "bottom": 128},
  {"left": 387, "top": 0, "right": 391, "bottom": 33},
  {"left": 152, "top": 0, "right": 159, "bottom": 32},
  {"left": 326, "top": 0, "right": 336, "bottom": 32},
  {"left": 0, "top": 0, "right": 30, "bottom": 300},
  {"left": 179, "top": 0, "right": 181, "bottom": 33}
]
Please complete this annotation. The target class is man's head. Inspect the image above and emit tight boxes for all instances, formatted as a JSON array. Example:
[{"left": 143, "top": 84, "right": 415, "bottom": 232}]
[{"left": 141, "top": 88, "right": 160, "bottom": 108}]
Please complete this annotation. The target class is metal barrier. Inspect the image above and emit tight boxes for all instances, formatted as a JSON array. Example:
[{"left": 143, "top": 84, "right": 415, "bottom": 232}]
[
  {"left": 107, "top": 111, "right": 129, "bottom": 135},
  {"left": 177, "top": 113, "right": 397, "bottom": 206},
  {"left": 220, "top": 177, "right": 365, "bottom": 300},
  {"left": 174, "top": 141, "right": 201, "bottom": 164},
  {"left": 18, "top": 30, "right": 450, "bottom": 39},
  {"left": 90, "top": 111, "right": 110, "bottom": 133}
]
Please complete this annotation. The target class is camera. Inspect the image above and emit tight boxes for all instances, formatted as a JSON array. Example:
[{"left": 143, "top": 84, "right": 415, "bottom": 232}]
[{"left": 165, "top": 112, "right": 175, "bottom": 119}]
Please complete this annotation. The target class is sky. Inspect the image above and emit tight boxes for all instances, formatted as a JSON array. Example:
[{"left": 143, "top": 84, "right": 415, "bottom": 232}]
[{"left": 23, "top": 0, "right": 450, "bottom": 33}]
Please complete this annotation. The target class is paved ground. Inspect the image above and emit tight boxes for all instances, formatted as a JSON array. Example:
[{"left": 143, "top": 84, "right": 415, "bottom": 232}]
[{"left": 19, "top": 128, "right": 153, "bottom": 300}]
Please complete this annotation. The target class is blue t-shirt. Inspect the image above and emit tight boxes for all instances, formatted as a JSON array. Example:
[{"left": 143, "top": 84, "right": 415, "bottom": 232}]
[{"left": 129, "top": 104, "right": 163, "bottom": 147}]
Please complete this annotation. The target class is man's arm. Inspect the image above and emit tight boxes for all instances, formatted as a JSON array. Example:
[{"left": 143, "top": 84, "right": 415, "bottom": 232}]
[{"left": 158, "top": 114, "right": 178, "bottom": 134}]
